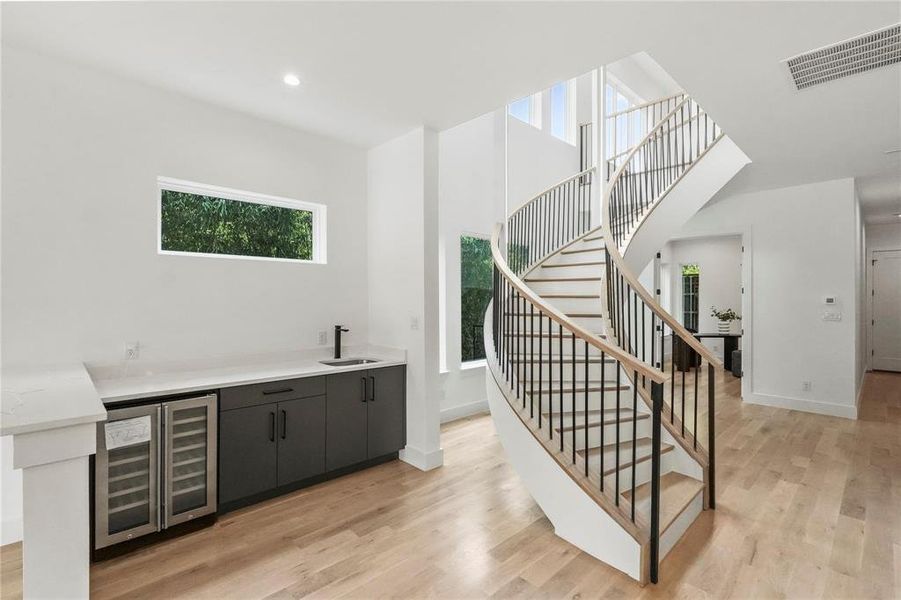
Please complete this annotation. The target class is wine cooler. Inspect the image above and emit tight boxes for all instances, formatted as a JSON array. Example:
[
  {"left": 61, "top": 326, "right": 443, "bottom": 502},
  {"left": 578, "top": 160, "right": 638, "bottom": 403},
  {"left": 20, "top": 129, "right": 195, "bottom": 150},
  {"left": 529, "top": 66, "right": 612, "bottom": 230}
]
[{"left": 94, "top": 394, "right": 217, "bottom": 549}]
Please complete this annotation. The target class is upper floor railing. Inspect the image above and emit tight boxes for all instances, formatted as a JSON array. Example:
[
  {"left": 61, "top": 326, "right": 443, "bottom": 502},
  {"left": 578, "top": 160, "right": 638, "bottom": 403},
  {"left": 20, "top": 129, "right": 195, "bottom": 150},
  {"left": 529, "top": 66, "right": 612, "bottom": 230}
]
[{"left": 605, "top": 92, "right": 685, "bottom": 179}]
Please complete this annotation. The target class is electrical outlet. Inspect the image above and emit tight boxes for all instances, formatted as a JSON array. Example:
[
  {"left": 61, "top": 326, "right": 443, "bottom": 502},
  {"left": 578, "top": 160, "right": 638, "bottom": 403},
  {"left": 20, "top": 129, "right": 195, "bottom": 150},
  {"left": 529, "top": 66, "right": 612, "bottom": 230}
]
[
  {"left": 125, "top": 342, "right": 140, "bottom": 360},
  {"left": 801, "top": 381, "right": 812, "bottom": 392},
  {"left": 410, "top": 316, "right": 420, "bottom": 331},
  {"left": 318, "top": 331, "right": 328, "bottom": 345}
]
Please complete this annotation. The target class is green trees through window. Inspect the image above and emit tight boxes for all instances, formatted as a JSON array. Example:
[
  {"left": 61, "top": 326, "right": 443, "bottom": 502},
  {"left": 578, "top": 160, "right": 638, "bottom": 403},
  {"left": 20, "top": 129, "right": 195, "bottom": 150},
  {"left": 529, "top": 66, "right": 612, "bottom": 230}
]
[
  {"left": 160, "top": 190, "right": 314, "bottom": 261},
  {"left": 461, "top": 235, "right": 493, "bottom": 362}
]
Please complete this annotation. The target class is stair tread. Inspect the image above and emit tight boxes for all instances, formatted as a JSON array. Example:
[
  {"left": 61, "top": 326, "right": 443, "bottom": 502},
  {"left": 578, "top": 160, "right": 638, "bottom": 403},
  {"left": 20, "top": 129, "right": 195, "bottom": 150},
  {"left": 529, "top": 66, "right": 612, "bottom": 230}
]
[
  {"left": 622, "top": 472, "right": 704, "bottom": 533},
  {"left": 542, "top": 261, "right": 605, "bottom": 268},
  {"left": 577, "top": 438, "right": 675, "bottom": 475},
  {"left": 532, "top": 383, "right": 631, "bottom": 393},
  {"left": 504, "top": 312, "right": 603, "bottom": 318},
  {"left": 524, "top": 277, "right": 603, "bottom": 282},
  {"left": 539, "top": 293, "right": 601, "bottom": 299},
  {"left": 505, "top": 332, "right": 607, "bottom": 338},
  {"left": 510, "top": 355, "right": 615, "bottom": 363}
]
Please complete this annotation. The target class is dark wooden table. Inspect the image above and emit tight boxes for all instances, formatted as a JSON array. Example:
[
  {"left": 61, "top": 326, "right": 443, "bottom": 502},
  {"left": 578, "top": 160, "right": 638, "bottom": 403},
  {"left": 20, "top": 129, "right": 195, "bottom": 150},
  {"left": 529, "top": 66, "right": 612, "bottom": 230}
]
[{"left": 692, "top": 332, "right": 741, "bottom": 372}]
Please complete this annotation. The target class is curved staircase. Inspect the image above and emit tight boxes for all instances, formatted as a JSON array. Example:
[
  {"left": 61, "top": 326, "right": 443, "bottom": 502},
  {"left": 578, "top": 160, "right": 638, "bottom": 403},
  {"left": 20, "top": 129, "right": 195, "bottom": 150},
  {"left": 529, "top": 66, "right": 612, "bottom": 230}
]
[{"left": 484, "top": 93, "right": 750, "bottom": 583}]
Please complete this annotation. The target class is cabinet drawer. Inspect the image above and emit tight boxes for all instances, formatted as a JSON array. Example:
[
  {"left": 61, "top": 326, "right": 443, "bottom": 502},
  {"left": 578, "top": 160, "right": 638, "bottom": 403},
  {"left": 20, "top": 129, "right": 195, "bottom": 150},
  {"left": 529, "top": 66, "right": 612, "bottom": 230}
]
[{"left": 220, "top": 376, "right": 325, "bottom": 411}]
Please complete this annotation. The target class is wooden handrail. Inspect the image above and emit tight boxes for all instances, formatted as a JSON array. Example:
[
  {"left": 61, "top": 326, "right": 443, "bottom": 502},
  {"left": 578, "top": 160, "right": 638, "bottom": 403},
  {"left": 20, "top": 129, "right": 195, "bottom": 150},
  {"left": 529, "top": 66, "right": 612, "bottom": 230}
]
[
  {"left": 602, "top": 98, "right": 725, "bottom": 369},
  {"left": 508, "top": 167, "right": 595, "bottom": 218},
  {"left": 491, "top": 223, "right": 666, "bottom": 383}
]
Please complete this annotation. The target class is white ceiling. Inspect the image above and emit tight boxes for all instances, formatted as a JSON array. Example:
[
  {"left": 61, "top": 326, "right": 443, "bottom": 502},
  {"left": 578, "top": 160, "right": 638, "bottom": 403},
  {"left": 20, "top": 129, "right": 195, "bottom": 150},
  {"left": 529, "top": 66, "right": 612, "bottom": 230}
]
[{"left": 3, "top": 2, "right": 900, "bottom": 217}]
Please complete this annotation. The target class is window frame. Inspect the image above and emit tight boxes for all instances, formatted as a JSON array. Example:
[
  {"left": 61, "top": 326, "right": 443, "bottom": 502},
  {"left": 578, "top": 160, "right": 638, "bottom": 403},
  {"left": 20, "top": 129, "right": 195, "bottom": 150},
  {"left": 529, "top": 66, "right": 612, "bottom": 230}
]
[
  {"left": 459, "top": 232, "right": 492, "bottom": 366},
  {"left": 550, "top": 79, "right": 577, "bottom": 145},
  {"left": 157, "top": 176, "right": 327, "bottom": 265},
  {"left": 508, "top": 92, "right": 542, "bottom": 129}
]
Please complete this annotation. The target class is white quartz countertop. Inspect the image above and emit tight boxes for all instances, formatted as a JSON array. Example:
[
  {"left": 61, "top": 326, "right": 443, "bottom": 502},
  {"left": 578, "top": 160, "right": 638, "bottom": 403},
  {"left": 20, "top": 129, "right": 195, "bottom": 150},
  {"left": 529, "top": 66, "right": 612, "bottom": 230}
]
[
  {"left": 1, "top": 363, "right": 107, "bottom": 436},
  {"left": 88, "top": 345, "right": 407, "bottom": 404}
]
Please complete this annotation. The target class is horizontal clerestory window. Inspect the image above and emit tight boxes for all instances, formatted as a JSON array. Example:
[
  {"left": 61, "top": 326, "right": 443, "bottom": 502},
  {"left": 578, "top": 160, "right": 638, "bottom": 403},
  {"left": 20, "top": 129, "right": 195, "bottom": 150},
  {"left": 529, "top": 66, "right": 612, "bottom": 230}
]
[{"left": 158, "top": 177, "right": 327, "bottom": 264}]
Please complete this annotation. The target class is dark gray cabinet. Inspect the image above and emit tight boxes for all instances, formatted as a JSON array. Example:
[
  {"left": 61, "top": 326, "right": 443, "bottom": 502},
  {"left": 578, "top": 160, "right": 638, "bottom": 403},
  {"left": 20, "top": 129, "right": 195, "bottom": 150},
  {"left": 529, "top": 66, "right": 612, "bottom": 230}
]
[
  {"left": 220, "top": 366, "right": 405, "bottom": 511},
  {"left": 366, "top": 366, "right": 406, "bottom": 459},
  {"left": 219, "top": 403, "right": 277, "bottom": 505},
  {"left": 325, "top": 371, "right": 369, "bottom": 471},
  {"left": 326, "top": 365, "right": 406, "bottom": 471},
  {"left": 277, "top": 395, "right": 326, "bottom": 486}
]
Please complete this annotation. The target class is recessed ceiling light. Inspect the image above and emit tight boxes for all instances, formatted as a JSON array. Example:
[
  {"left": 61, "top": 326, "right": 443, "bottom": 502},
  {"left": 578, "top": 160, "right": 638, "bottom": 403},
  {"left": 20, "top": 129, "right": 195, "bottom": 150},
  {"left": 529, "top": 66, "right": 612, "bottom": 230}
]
[
  {"left": 283, "top": 73, "right": 300, "bottom": 87},
  {"left": 885, "top": 148, "right": 901, "bottom": 154}
]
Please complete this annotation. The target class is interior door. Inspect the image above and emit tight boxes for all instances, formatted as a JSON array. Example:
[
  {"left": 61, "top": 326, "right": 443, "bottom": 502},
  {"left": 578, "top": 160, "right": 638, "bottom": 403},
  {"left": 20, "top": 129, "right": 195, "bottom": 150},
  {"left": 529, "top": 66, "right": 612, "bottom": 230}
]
[
  {"left": 94, "top": 404, "right": 159, "bottom": 549},
  {"left": 872, "top": 249, "right": 901, "bottom": 372},
  {"left": 277, "top": 395, "right": 326, "bottom": 486},
  {"left": 163, "top": 394, "right": 218, "bottom": 527}
]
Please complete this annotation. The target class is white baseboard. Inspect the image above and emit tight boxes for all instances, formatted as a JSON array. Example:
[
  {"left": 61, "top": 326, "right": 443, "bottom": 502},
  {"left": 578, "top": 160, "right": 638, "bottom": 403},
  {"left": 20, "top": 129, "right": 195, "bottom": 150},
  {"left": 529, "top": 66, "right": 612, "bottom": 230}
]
[
  {"left": 440, "top": 400, "right": 489, "bottom": 423},
  {"left": 399, "top": 445, "right": 444, "bottom": 471},
  {"left": 1, "top": 517, "right": 23, "bottom": 545},
  {"left": 744, "top": 392, "right": 858, "bottom": 420}
]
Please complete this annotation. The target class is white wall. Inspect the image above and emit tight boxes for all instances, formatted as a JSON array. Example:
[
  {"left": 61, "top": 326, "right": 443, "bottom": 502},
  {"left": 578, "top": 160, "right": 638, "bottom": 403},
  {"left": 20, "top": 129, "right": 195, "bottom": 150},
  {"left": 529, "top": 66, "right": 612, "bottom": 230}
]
[
  {"left": 674, "top": 178, "right": 860, "bottom": 418},
  {"left": 661, "top": 235, "right": 743, "bottom": 359},
  {"left": 1, "top": 48, "right": 369, "bottom": 368},
  {"left": 1, "top": 47, "right": 371, "bottom": 543},
  {"left": 607, "top": 52, "right": 682, "bottom": 104},
  {"left": 506, "top": 74, "right": 592, "bottom": 210},
  {"left": 437, "top": 111, "right": 506, "bottom": 422},
  {"left": 367, "top": 128, "right": 443, "bottom": 470}
]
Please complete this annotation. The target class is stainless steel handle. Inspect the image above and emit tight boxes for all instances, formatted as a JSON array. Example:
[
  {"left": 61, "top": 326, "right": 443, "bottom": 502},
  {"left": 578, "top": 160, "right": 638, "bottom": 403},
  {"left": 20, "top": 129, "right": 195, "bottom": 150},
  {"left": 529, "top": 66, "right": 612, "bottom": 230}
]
[{"left": 161, "top": 403, "right": 169, "bottom": 531}]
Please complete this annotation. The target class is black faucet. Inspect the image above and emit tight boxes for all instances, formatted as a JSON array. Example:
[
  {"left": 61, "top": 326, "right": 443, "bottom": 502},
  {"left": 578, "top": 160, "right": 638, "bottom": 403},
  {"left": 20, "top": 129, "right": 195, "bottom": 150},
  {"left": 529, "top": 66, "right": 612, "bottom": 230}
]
[{"left": 334, "top": 325, "right": 349, "bottom": 359}]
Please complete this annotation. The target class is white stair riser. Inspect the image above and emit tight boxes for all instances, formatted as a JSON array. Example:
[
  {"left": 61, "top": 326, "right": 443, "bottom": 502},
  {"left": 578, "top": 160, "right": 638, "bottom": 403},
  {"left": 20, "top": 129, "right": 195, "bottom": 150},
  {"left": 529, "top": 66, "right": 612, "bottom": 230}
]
[
  {"left": 498, "top": 315, "right": 606, "bottom": 333},
  {"left": 539, "top": 296, "right": 604, "bottom": 314},
  {"left": 520, "top": 390, "right": 635, "bottom": 413},
  {"left": 512, "top": 362, "right": 621, "bottom": 380},
  {"left": 546, "top": 249, "right": 607, "bottom": 266},
  {"left": 539, "top": 263, "right": 605, "bottom": 278},
  {"left": 554, "top": 420, "right": 652, "bottom": 450},
  {"left": 524, "top": 279, "right": 601, "bottom": 296}
]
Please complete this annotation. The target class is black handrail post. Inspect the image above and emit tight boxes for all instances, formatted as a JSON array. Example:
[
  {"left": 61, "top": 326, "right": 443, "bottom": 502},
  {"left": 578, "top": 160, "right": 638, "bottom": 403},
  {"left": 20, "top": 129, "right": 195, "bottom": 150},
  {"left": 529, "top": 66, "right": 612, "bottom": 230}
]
[
  {"left": 650, "top": 380, "right": 663, "bottom": 584},
  {"left": 707, "top": 363, "right": 716, "bottom": 509}
]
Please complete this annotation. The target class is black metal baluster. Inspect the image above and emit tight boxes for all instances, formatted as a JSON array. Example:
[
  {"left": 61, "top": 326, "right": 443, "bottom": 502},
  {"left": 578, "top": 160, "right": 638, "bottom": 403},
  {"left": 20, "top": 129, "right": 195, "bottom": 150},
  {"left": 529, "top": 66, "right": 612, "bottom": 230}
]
[
  {"left": 559, "top": 323, "right": 564, "bottom": 453},
  {"left": 649, "top": 380, "right": 663, "bottom": 584},
  {"left": 631, "top": 369, "right": 638, "bottom": 522},
  {"left": 615, "top": 365, "right": 621, "bottom": 502},
  {"left": 571, "top": 332, "right": 576, "bottom": 465},
  {"left": 584, "top": 340, "right": 589, "bottom": 477},
  {"left": 530, "top": 303, "right": 535, "bottom": 418},
  {"left": 599, "top": 351, "right": 606, "bottom": 491},
  {"left": 538, "top": 312, "right": 543, "bottom": 429},
  {"left": 708, "top": 363, "right": 716, "bottom": 509},
  {"left": 693, "top": 363, "right": 699, "bottom": 449}
]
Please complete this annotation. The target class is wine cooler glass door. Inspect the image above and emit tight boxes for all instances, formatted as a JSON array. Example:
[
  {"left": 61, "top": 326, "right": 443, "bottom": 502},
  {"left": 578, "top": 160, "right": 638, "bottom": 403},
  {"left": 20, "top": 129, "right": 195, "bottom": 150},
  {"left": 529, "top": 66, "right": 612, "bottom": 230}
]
[
  {"left": 163, "top": 394, "right": 218, "bottom": 528},
  {"left": 95, "top": 404, "right": 160, "bottom": 549}
]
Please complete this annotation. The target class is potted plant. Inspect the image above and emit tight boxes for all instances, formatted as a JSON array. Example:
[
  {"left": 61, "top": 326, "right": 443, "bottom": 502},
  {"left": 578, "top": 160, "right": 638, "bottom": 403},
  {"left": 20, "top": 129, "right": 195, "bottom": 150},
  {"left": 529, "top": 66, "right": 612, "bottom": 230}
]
[{"left": 711, "top": 306, "right": 741, "bottom": 334}]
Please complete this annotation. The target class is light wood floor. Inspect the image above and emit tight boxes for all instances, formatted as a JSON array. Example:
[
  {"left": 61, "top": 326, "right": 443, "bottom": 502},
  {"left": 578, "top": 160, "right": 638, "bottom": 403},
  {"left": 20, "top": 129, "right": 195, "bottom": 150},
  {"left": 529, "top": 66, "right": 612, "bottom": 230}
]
[{"left": 2, "top": 370, "right": 899, "bottom": 599}]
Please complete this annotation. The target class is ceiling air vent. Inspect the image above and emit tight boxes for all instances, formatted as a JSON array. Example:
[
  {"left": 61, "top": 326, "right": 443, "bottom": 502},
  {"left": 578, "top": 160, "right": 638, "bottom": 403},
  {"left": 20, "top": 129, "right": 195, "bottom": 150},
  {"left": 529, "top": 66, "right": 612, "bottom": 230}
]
[{"left": 784, "top": 23, "right": 901, "bottom": 90}]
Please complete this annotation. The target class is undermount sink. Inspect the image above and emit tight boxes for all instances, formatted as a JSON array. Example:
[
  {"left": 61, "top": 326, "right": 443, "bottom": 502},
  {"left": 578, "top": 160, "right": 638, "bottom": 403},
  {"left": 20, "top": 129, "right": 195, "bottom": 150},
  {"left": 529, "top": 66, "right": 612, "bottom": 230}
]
[{"left": 319, "top": 357, "right": 381, "bottom": 367}]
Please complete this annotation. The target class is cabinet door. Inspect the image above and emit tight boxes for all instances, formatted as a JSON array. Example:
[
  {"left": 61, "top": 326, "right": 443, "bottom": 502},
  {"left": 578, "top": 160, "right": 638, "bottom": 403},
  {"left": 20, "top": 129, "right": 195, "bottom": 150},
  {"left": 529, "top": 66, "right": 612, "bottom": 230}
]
[
  {"left": 367, "top": 366, "right": 406, "bottom": 458},
  {"left": 219, "top": 403, "right": 277, "bottom": 504},
  {"left": 277, "top": 395, "right": 326, "bottom": 486},
  {"left": 326, "top": 371, "right": 368, "bottom": 471}
]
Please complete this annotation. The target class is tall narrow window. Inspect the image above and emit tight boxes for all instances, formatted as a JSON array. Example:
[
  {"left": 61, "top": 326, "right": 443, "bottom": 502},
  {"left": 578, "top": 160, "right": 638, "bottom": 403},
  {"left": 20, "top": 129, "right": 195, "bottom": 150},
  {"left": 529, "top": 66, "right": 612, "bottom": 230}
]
[
  {"left": 158, "top": 177, "right": 326, "bottom": 263},
  {"left": 682, "top": 264, "right": 700, "bottom": 331},
  {"left": 461, "top": 235, "right": 492, "bottom": 362},
  {"left": 550, "top": 80, "right": 575, "bottom": 143}
]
